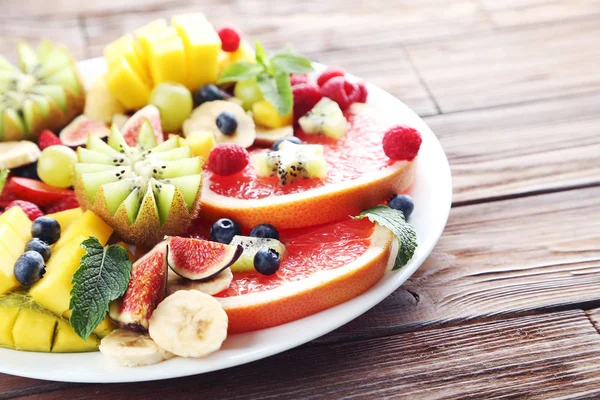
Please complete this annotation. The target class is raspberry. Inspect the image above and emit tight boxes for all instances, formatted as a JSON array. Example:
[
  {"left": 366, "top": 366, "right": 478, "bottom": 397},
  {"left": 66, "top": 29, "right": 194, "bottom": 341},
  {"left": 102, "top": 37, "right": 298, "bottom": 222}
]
[
  {"left": 317, "top": 66, "right": 345, "bottom": 87},
  {"left": 6, "top": 200, "right": 44, "bottom": 221},
  {"left": 37, "top": 129, "right": 62, "bottom": 150},
  {"left": 217, "top": 26, "right": 242, "bottom": 52},
  {"left": 292, "top": 83, "right": 323, "bottom": 122},
  {"left": 208, "top": 143, "right": 249, "bottom": 176},
  {"left": 320, "top": 77, "right": 360, "bottom": 111},
  {"left": 290, "top": 74, "right": 309, "bottom": 86},
  {"left": 382, "top": 126, "right": 422, "bottom": 161},
  {"left": 44, "top": 196, "right": 79, "bottom": 214},
  {"left": 356, "top": 81, "right": 368, "bottom": 103}
]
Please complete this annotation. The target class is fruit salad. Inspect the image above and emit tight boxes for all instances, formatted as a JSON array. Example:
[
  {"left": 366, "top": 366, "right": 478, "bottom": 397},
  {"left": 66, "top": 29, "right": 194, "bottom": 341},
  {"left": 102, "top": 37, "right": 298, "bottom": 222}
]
[{"left": 0, "top": 12, "right": 422, "bottom": 368}]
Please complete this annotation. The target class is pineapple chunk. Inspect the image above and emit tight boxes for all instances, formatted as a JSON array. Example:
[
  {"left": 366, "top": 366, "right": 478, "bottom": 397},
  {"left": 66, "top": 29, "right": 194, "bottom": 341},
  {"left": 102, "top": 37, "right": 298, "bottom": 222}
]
[
  {"left": 53, "top": 210, "right": 113, "bottom": 252},
  {"left": 53, "top": 318, "right": 100, "bottom": 353},
  {"left": 172, "top": 13, "right": 221, "bottom": 89},
  {"left": 0, "top": 206, "right": 32, "bottom": 242},
  {"left": 105, "top": 58, "right": 151, "bottom": 110},
  {"left": 0, "top": 306, "right": 19, "bottom": 348},
  {"left": 0, "top": 242, "right": 20, "bottom": 295},
  {"left": 134, "top": 19, "right": 168, "bottom": 65},
  {"left": 46, "top": 207, "right": 83, "bottom": 232},
  {"left": 146, "top": 36, "right": 187, "bottom": 85},
  {"left": 252, "top": 100, "right": 293, "bottom": 129},
  {"left": 104, "top": 34, "right": 151, "bottom": 85},
  {"left": 183, "top": 131, "right": 216, "bottom": 161},
  {"left": 12, "top": 308, "right": 56, "bottom": 352}
]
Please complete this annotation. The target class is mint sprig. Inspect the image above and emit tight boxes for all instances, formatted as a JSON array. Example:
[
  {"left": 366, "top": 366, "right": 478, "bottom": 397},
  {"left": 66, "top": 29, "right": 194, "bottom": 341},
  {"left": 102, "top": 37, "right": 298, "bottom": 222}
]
[
  {"left": 352, "top": 205, "right": 418, "bottom": 270},
  {"left": 217, "top": 41, "right": 313, "bottom": 116},
  {"left": 69, "top": 237, "right": 132, "bottom": 339},
  {"left": 0, "top": 169, "right": 9, "bottom": 194}
]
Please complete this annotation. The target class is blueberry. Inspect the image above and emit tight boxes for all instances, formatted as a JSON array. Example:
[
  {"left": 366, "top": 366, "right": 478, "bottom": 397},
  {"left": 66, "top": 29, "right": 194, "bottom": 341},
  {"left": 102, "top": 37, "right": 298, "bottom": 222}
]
[
  {"left": 249, "top": 224, "right": 280, "bottom": 240},
  {"left": 25, "top": 238, "right": 51, "bottom": 262},
  {"left": 210, "top": 218, "right": 241, "bottom": 244},
  {"left": 254, "top": 248, "right": 280, "bottom": 275},
  {"left": 388, "top": 194, "right": 414, "bottom": 219},
  {"left": 193, "top": 84, "right": 225, "bottom": 106},
  {"left": 14, "top": 251, "right": 45, "bottom": 286},
  {"left": 31, "top": 216, "right": 61, "bottom": 245},
  {"left": 12, "top": 162, "right": 40, "bottom": 180},
  {"left": 216, "top": 112, "right": 238, "bottom": 136},
  {"left": 272, "top": 136, "right": 303, "bottom": 151}
]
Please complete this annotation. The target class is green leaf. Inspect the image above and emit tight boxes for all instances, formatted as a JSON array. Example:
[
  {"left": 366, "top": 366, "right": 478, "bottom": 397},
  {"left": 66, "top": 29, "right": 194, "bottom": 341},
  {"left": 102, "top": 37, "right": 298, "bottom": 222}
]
[
  {"left": 255, "top": 41, "right": 268, "bottom": 69},
  {"left": 0, "top": 169, "right": 9, "bottom": 194},
  {"left": 257, "top": 72, "right": 293, "bottom": 116},
  {"left": 69, "top": 237, "right": 132, "bottom": 340},
  {"left": 217, "top": 61, "right": 264, "bottom": 84},
  {"left": 352, "top": 205, "right": 417, "bottom": 270},
  {"left": 270, "top": 53, "right": 314, "bottom": 74}
]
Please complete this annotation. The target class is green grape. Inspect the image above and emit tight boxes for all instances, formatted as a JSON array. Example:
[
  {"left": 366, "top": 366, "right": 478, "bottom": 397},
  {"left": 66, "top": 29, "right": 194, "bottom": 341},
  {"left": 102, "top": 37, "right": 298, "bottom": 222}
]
[
  {"left": 37, "top": 145, "right": 77, "bottom": 188},
  {"left": 150, "top": 82, "right": 193, "bottom": 132},
  {"left": 234, "top": 79, "right": 264, "bottom": 111}
]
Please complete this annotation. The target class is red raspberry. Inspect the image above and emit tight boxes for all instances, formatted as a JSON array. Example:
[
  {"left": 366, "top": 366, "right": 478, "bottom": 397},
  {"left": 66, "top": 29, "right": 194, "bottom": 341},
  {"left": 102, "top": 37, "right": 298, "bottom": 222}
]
[
  {"left": 292, "top": 83, "right": 323, "bottom": 122},
  {"left": 290, "top": 74, "right": 309, "bottom": 86},
  {"left": 317, "top": 66, "right": 345, "bottom": 87},
  {"left": 356, "top": 81, "right": 368, "bottom": 103},
  {"left": 217, "top": 26, "right": 242, "bottom": 52},
  {"left": 208, "top": 143, "right": 249, "bottom": 176},
  {"left": 44, "top": 196, "right": 79, "bottom": 214},
  {"left": 6, "top": 200, "right": 44, "bottom": 221},
  {"left": 320, "top": 77, "right": 360, "bottom": 111},
  {"left": 37, "top": 130, "right": 62, "bottom": 150},
  {"left": 382, "top": 126, "right": 422, "bottom": 161}
]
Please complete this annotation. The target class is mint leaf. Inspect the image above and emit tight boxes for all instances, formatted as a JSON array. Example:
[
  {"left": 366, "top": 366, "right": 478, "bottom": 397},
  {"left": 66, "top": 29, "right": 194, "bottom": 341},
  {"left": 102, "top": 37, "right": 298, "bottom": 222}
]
[
  {"left": 69, "top": 237, "right": 132, "bottom": 339},
  {"left": 352, "top": 205, "right": 417, "bottom": 270},
  {"left": 217, "top": 61, "right": 264, "bottom": 84},
  {"left": 255, "top": 41, "right": 268, "bottom": 69},
  {"left": 270, "top": 53, "right": 313, "bottom": 74},
  {"left": 0, "top": 169, "right": 9, "bottom": 194},
  {"left": 257, "top": 72, "right": 293, "bottom": 116}
]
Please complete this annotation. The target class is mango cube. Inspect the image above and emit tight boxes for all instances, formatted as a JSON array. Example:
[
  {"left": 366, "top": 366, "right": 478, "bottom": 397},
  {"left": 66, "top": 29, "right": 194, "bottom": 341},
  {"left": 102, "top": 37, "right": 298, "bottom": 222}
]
[
  {"left": 146, "top": 36, "right": 187, "bottom": 85},
  {"left": 0, "top": 306, "right": 19, "bottom": 348},
  {"left": 104, "top": 34, "right": 151, "bottom": 85},
  {"left": 53, "top": 210, "right": 113, "bottom": 252},
  {"left": 0, "top": 242, "right": 19, "bottom": 295},
  {"left": 172, "top": 13, "right": 221, "bottom": 89},
  {"left": 183, "top": 130, "right": 216, "bottom": 161},
  {"left": 52, "top": 318, "right": 100, "bottom": 353},
  {"left": 0, "top": 207, "right": 32, "bottom": 242},
  {"left": 134, "top": 19, "right": 169, "bottom": 66},
  {"left": 46, "top": 207, "right": 83, "bottom": 232},
  {"left": 252, "top": 100, "right": 293, "bottom": 129},
  {"left": 12, "top": 308, "right": 56, "bottom": 352},
  {"left": 105, "top": 58, "right": 151, "bottom": 110}
]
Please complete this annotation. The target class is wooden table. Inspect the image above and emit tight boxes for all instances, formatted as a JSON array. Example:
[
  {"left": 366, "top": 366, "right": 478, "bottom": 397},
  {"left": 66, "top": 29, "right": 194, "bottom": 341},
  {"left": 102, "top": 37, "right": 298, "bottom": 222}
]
[{"left": 2, "top": 1, "right": 600, "bottom": 398}]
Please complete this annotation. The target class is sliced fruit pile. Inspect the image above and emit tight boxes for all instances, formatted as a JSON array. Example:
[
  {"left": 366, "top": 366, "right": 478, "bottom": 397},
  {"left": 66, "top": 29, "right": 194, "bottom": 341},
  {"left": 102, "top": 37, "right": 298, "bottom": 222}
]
[{"left": 0, "top": 41, "right": 84, "bottom": 141}]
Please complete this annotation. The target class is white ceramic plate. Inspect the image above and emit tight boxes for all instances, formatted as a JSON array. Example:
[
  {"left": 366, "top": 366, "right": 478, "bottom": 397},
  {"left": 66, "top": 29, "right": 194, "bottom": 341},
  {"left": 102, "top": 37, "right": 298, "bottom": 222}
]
[{"left": 0, "top": 58, "right": 452, "bottom": 383}]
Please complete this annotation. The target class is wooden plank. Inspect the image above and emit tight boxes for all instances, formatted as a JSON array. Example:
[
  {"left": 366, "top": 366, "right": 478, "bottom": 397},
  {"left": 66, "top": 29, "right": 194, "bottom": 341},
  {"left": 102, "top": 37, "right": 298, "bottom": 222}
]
[
  {"left": 0, "top": 17, "right": 86, "bottom": 61},
  {"left": 0, "top": 376, "right": 72, "bottom": 400},
  {"left": 10, "top": 311, "right": 600, "bottom": 399},
  {"left": 0, "top": 0, "right": 183, "bottom": 18},
  {"left": 482, "top": 0, "right": 600, "bottom": 26},
  {"left": 406, "top": 18, "right": 600, "bottom": 113},
  {"left": 426, "top": 91, "right": 600, "bottom": 203},
  {"left": 326, "top": 186, "right": 600, "bottom": 341}
]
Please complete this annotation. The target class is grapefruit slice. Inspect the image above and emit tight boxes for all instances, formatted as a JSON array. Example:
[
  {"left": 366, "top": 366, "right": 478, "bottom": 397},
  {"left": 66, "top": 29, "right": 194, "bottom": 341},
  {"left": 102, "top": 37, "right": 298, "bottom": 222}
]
[
  {"left": 213, "top": 218, "right": 394, "bottom": 333},
  {"left": 201, "top": 103, "right": 416, "bottom": 229}
]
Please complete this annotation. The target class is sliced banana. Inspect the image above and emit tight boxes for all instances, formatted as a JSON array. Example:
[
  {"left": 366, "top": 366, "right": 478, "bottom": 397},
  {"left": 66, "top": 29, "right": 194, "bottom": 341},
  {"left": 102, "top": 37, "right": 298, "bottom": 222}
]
[
  {"left": 167, "top": 268, "right": 233, "bottom": 296},
  {"left": 149, "top": 290, "right": 228, "bottom": 358},
  {"left": 99, "top": 328, "right": 175, "bottom": 368},
  {"left": 254, "top": 125, "right": 294, "bottom": 147},
  {"left": 182, "top": 100, "right": 256, "bottom": 148},
  {"left": 0, "top": 141, "right": 41, "bottom": 169}
]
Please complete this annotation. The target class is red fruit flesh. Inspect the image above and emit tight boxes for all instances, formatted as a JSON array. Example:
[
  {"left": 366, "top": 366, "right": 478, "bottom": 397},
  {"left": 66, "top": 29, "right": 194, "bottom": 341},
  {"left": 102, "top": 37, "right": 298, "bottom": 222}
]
[
  {"left": 208, "top": 143, "right": 249, "bottom": 176},
  {"left": 292, "top": 83, "right": 323, "bottom": 122},
  {"left": 217, "top": 26, "right": 242, "bottom": 52},
  {"left": 59, "top": 116, "right": 109, "bottom": 147},
  {"left": 382, "top": 125, "right": 422, "bottom": 161},
  {"left": 320, "top": 76, "right": 360, "bottom": 111},
  {"left": 317, "top": 66, "right": 345, "bottom": 87},
  {"left": 290, "top": 74, "right": 309, "bottom": 86},
  {"left": 6, "top": 200, "right": 44, "bottom": 221},
  {"left": 8, "top": 178, "right": 74, "bottom": 206},
  {"left": 121, "top": 105, "right": 164, "bottom": 147},
  {"left": 109, "top": 241, "right": 168, "bottom": 331},
  {"left": 356, "top": 81, "right": 368, "bottom": 103},
  {"left": 37, "top": 130, "right": 62, "bottom": 150},
  {"left": 167, "top": 236, "right": 243, "bottom": 280},
  {"left": 44, "top": 196, "right": 80, "bottom": 214}
]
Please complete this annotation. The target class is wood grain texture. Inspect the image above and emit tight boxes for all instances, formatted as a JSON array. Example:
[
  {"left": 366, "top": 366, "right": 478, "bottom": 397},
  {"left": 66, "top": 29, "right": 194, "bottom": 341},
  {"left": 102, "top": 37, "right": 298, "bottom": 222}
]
[
  {"left": 407, "top": 18, "right": 600, "bottom": 113},
  {"left": 0, "top": 0, "right": 184, "bottom": 18},
  {"left": 427, "top": 92, "right": 600, "bottom": 203},
  {"left": 482, "top": 0, "right": 600, "bottom": 26},
  {"left": 0, "top": 376, "right": 72, "bottom": 400},
  {"left": 12, "top": 311, "right": 600, "bottom": 400},
  {"left": 325, "top": 186, "right": 600, "bottom": 341}
]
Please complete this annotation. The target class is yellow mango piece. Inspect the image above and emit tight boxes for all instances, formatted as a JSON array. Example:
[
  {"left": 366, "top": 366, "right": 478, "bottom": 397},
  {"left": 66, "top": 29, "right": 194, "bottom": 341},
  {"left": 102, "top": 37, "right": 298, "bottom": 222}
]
[
  {"left": 53, "top": 210, "right": 113, "bottom": 252},
  {"left": 63, "top": 310, "right": 115, "bottom": 339},
  {"left": 52, "top": 318, "right": 99, "bottom": 353},
  {"left": 147, "top": 36, "right": 187, "bottom": 85},
  {"left": 0, "top": 242, "right": 19, "bottom": 295},
  {"left": 12, "top": 307, "right": 56, "bottom": 352},
  {"left": 0, "top": 207, "right": 32, "bottom": 242},
  {"left": 137, "top": 26, "right": 179, "bottom": 71},
  {"left": 134, "top": 19, "right": 168, "bottom": 65},
  {"left": 0, "top": 224, "right": 25, "bottom": 257},
  {"left": 183, "top": 131, "right": 216, "bottom": 161},
  {"left": 104, "top": 34, "right": 151, "bottom": 85},
  {"left": 252, "top": 100, "right": 293, "bottom": 129},
  {"left": 0, "top": 306, "right": 19, "bottom": 348},
  {"left": 30, "top": 236, "right": 86, "bottom": 317},
  {"left": 172, "top": 13, "right": 221, "bottom": 89},
  {"left": 105, "top": 58, "right": 151, "bottom": 110},
  {"left": 47, "top": 207, "right": 83, "bottom": 232}
]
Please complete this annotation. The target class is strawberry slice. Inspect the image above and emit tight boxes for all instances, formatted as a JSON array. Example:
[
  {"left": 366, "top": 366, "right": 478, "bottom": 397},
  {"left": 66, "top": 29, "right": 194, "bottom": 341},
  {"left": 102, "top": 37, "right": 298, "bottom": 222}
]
[{"left": 7, "top": 177, "right": 74, "bottom": 206}]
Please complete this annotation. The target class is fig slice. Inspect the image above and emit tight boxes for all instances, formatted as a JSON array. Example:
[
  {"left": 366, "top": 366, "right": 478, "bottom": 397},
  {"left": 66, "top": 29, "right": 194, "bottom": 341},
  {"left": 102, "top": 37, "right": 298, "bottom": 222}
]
[
  {"left": 109, "top": 241, "right": 168, "bottom": 331},
  {"left": 165, "top": 236, "right": 242, "bottom": 280}
]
